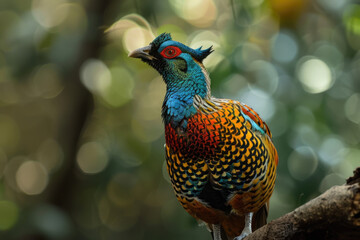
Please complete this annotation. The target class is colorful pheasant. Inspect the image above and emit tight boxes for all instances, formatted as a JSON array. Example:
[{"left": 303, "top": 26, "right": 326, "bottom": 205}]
[{"left": 129, "top": 33, "right": 278, "bottom": 240}]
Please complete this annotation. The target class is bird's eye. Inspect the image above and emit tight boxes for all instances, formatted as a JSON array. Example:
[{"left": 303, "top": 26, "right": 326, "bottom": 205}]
[{"left": 160, "top": 46, "right": 181, "bottom": 59}]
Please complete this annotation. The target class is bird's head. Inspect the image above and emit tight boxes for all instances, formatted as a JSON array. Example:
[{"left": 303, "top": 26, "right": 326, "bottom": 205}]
[{"left": 129, "top": 33, "right": 213, "bottom": 98}]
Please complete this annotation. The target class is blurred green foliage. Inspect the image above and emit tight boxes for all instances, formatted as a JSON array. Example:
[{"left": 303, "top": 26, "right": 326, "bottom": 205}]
[{"left": 0, "top": 0, "right": 359, "bottom": 239}]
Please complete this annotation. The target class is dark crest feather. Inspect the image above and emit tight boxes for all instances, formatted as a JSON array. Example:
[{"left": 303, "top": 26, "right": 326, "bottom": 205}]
[
  {"left": 193, "top": 46, "right": 213, "bottom": 62},
  {"left": 151, "top": 33, "right": 172, "bottom": 50}
]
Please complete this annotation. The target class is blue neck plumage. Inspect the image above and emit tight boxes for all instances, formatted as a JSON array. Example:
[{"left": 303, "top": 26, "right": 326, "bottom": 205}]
[{"left": 161, "top": 66, "right": 209, "bottom": 129}]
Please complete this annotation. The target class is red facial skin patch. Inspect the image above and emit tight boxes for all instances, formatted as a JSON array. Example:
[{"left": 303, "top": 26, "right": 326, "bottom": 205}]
[{"left": 160, "top": 46, "right": 182, "bottom": 59}]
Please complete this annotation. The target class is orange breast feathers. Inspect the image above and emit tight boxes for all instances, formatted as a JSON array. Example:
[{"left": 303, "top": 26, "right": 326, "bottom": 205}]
[{"left": 164, "top": 113, "right": 222, "bottom": 158}]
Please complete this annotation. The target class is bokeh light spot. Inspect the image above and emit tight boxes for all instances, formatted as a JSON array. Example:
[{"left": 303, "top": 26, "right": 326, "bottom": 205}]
[
  {"left": 80, "top": 59, "right": 111, "bottom": 94},
  {"left": 319, "top": 173, "right": 344, "bottom": 192},
  {"left": 233, "top": 43, "right": 264, "bottom": 71},
  {"left": 123, "top": 27, "right": 153, "bottom": 53},
  {"left": 319, "top": 136, "right": 345, "bottom": 166},
  {"left": 289, "top": 124, "right": 321, "bottom": 149},
  {"left": 31, "top": 205, "right": 72, "bottom": 238},
  {"left": 297, "top": 57, "right": 334, "bottom": 93},
  {"left": 288, "top": 146, "right": 318, "bottom": 181},
  {"left": 77, "top": 142, "right": 108, "bottom": 174},
  {"left": 343, "top": 148, "right": 360, "bottom": 173},
  {"left": 16, "top": 160, "right": 49, "bottom": 195},
  {"left": 271, "top": 31, "right": 298, "bottom": 63},
  {"left": 106, "top": 14, "right": 154, "bottom": 52},
  {"left": 0, "top": 201, "right": 19, "bottom": 230},
  {"left": 248, "top": 60, "right": 279, "bottom": 95},
  {"left": 57, "top": 3, "right": 87, "bottom": 33},
  {"left": 240, "top": 88, "right": 275, "bottom": 121},
  {"left": 169, "top": 0, "right": 217, "bottom": 27},
  {"left": 31, "top": 0, "right": 68, "bottom": 28},
  {"left": 344, "top": 93, "right": 360, "bottom": 124},
  {"left": 101, "top": 67, "right": 135, "bottom": 107}
]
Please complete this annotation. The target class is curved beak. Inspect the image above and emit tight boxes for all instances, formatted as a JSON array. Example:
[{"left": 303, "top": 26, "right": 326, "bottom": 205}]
[{"left": 128, "top": 45, "right": 156, "bottom": 61}]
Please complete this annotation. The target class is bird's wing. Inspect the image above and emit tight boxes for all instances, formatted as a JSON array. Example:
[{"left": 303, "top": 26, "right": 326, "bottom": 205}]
[
  {"left": 238, "top": 103, "right": 272, "bottom": 138},
  {"left": 193, "top": 97, "right": 277, "bottom": 237},
  {"left": 165, "top": 97, "right": 277, "bottom": 234}
]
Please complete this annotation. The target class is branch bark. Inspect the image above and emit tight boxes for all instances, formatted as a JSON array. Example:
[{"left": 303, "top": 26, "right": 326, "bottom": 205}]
[{"left": 244, "top": 167, "right": 360, "bottom": 240}]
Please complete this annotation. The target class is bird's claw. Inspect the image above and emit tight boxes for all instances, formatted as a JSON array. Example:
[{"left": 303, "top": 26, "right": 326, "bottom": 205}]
[{"left": 233, "top": 232, "right": 250, "bottom": 240}]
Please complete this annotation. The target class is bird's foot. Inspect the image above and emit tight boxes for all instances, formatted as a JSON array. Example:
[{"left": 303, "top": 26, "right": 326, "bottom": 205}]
[
  {"left": 233, "top": 230, "right": 251, "bottom": 240},
  {"left": 234, "top": 212, "right": 253, "bottom": 240}
]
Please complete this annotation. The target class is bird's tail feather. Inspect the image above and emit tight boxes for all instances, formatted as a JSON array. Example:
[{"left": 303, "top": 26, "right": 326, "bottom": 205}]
[
  {"left": 252, "top": 203, "right": 268, "bottom": 230},
  {"left": 220, "top": 225, "right": 229, "bottom": 240}
]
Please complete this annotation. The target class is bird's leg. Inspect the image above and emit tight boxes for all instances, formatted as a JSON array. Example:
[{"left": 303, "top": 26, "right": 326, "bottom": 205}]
[
  {"left": 234, "top": 212, "right": 253, "bottom": 240},
  {"left": 212, "top": 224, "right": 222, "bottom": 240}
]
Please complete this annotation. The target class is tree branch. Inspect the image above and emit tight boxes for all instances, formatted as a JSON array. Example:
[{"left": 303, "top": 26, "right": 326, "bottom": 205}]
[{"left": 245, "top": 167, "right": 360, "bottom": 240}]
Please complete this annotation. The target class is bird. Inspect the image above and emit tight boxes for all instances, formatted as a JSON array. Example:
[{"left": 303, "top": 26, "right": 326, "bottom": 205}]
[{"left": 129, "top": 33, "right": 278, "bottom": 240}]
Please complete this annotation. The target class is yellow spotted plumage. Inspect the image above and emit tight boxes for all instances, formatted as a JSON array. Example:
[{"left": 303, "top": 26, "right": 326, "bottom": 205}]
[{"left": 164, "top": 98, "right": 278, "bottom": 239}]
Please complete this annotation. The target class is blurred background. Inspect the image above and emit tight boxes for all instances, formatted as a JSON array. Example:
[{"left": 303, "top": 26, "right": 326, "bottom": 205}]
[{"left": 0, "top": 0, "right": 359, "bottom": 239}]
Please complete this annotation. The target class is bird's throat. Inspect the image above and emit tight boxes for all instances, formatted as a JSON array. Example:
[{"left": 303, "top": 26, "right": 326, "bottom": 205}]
[{"left": 161, "top": 62, "right": 211, "bottom": 129}]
